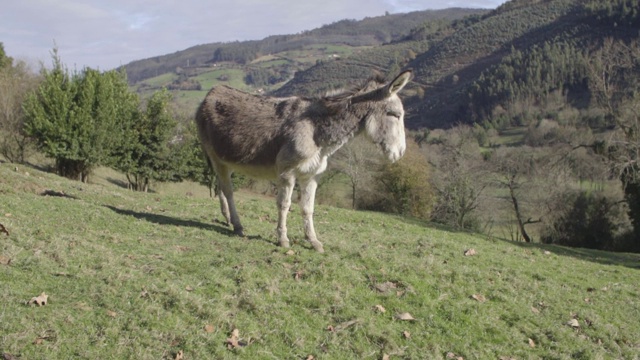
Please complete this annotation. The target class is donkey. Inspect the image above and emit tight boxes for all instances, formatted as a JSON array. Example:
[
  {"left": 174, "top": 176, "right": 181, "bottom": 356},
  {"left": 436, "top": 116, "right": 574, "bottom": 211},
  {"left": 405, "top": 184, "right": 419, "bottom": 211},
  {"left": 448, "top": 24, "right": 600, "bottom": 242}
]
[{"left": 195, "top": 70, "right": 412, "bottom": 252}]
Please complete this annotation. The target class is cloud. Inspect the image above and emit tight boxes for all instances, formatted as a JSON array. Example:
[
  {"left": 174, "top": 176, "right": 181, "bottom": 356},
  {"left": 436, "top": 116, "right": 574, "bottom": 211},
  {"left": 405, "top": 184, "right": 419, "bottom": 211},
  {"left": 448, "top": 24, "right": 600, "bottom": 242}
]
[{"left": 0, "top": 0, "right": 506, "bottom": 71}]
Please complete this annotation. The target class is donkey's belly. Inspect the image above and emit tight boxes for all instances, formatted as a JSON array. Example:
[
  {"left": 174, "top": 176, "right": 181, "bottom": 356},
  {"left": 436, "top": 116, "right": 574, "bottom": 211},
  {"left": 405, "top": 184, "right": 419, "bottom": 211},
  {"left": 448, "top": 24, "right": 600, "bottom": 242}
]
[{"left": 224, "top": 161, "right": 278, "bottom": 180}]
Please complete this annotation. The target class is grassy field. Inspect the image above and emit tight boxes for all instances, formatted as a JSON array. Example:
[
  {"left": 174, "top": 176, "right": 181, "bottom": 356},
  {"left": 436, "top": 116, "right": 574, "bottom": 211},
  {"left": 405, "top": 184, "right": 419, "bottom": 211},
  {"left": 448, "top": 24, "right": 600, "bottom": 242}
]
[{"left": 1, "top": 162, "right": 640, "bottom": 359}]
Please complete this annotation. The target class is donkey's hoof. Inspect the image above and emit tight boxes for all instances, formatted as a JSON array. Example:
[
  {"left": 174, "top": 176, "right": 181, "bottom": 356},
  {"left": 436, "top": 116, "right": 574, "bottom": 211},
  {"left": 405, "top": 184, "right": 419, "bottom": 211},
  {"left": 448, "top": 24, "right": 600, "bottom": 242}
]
[
  {"left": 310, "top": 241, "right": 324, "bottom": 253},
  {"left": 278, "top": 238, "right": 290, "bottom": 248},
  {"left": 233, "top": 227, "right": 245, "bottom": 237}
]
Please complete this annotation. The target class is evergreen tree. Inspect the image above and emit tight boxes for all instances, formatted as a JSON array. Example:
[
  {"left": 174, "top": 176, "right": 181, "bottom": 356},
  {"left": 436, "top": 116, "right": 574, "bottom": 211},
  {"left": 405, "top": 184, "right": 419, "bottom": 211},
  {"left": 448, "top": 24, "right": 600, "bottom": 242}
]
[{"left": 23, "top": 50, "right": 138, "bottom": 181}]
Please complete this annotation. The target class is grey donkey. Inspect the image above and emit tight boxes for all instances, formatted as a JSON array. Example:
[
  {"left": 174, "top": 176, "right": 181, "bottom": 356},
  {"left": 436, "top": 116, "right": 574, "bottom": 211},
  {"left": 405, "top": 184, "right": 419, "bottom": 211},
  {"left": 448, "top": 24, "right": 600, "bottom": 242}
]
[{"left": 196, "top": 70, "right": 412, "bottom": 252}]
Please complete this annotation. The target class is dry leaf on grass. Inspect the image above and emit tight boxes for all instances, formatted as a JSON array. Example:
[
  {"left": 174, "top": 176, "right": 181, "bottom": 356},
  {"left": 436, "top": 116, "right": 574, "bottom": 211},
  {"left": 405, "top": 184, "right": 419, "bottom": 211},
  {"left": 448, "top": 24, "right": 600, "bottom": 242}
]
[
  {"left": 446, "top": 352, "right": 464, "bottom": 360},
  {"left": 185, "top": 286, "right": 194, "bottom": 292},
  {"left": 285, "top": 249, "right": 295, "bottom": 256},
  {"left": 334, "top": 319, "right": 360, "bottom": 332},
  {"left": 382, "top": 354, "right": 390, "bottom": 360},
  {"left": 106, "top": 310, "right": 117, "bottom": 318},
  {"left": 528, "top": 338, "right": 536, "bottom": 348},
  {"left": 567, "top": 318, "right": 580, "bottom": 328},
  {"left": 174, "top": 350, "right": 184, "bottom": 360},
  {"left": 373, "top": 304, "right": 386, "bottom": 313},
  {"left": 28, "top": 292, "right": 48, "bottom": 306},
  {"left": 305, "top": 355, "right": 315, "bottom": 360},
  {"left": 374, "top": 281, "right": 397, "bottom": 293},
  {"left": 531, "top": 306, "right": 540, "bottom": 314},
  {"left": 0, "top": 224, "right": 9, "bottom": 236},
  {"left": 226, "top": 328, "right": 248, "bottom": 349},
  {"left": 471, "top": 294, "right": 487, "bottom": 303},
  {"left": 2, "top": 353, "right": 19, "bottom": 360},
  {"left": 394, "top": 312, "right": 415, "bottom": 321},
  {"left": 204, "top": 324, "right": 215, "bottom": 333},
  {"left": 463, "top": 248, "right": 476, "bottom": 256},
  {"left": 0, "top": 255, "right": 11, "bottom": 266},
  {"left": 402, "top": 330, "right": 411, "bottom": 339}
]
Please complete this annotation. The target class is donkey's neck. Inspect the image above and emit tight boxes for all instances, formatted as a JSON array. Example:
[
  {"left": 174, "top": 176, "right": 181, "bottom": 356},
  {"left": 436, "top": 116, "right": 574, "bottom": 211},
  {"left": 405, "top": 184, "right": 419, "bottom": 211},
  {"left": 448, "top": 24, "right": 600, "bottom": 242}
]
[{"left": 312, "top": 100, "right": 367, "bottom": 155}]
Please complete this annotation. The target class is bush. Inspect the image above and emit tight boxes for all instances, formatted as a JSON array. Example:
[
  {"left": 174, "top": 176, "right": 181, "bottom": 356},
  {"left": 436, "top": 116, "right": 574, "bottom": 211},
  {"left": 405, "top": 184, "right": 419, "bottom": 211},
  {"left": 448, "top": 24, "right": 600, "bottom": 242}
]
[
  {"left": 370, "top": 140, "right": 434, "bottom": 220},
  {"left": 541, "top": 191, "right": 630, "bottom": 250}
]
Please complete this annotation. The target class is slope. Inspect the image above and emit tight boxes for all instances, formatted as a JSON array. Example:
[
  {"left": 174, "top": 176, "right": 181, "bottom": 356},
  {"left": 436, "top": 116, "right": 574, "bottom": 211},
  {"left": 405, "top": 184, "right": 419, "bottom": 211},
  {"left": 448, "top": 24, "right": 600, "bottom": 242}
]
[{"left": 1, "top": 163, "right": 639, "bottom": 359}]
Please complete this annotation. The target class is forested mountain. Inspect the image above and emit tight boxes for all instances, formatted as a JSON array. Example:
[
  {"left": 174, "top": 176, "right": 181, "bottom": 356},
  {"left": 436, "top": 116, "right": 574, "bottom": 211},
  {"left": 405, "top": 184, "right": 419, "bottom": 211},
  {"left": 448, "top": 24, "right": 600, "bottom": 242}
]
[{"left": 275, "top": 0, "right": 640, "bottom": 129}]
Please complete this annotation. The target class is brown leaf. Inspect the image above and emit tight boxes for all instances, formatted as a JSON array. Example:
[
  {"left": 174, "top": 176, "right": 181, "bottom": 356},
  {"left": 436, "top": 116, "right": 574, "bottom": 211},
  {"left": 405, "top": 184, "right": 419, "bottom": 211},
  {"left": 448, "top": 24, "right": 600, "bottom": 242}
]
[
  {"left": 446, "top": 352, "right": 464, "bottom": 360},
  {"left": 375, "top": 281, "right": 397, "bottom": 293},
  {"left": 204, "top": 324, "right": 215, "bottom": 333},
  {"left": 28, "top": 292, "right": 48, "bottom": 306},
  {"left": 2, "top": 353, "right": 19, "bottom": 360},
  {"left": 185, "top": 286, "right": 194, "bottom": 292},
  {"left": 0, "top": 255, "right": 11, "bottom": 266},
  {"left": 373, "top": 304, "right": 386, "bottom": 313},
  {"left": 382, "top": 354, "right": 390, "bottom": 360},
  {"left": 285, "top": 250, "right": 295, "bottom": 256},
  {"left": 106, "top": 310, "right": 117, "bottom": 318},
  {"left": 0, "top": 224, "right": 9, "bottom": 236},
  {"left": 528, "top": 338, "right": 536, "bottom": 348},
  {"left": 531, "top": 306, "right": 540, "bottom": 314},
  {"left": 499, "top": 357, "right": 516, "bottom": 360},
  {"left": 471, "top": 294, "right": 486, "bottom": 303},
  {"left": 294, "top": 270, "right": 303, "bottom": 281},
  {"left": 334, "top": 319, "right": 360, "bottom": 332},
  {"left": 567, "top": 319, "right": 580, "bottom": 328},
  {"left": 394, "top": 312, "right": 415, "bottom": 321},
  {"left": 174, "top": 350, "right": 184, "bottom": 360},
  {"left": 326, "top": 325, "right": 335, "bottom": 332},
  {"left": 305, "top": 355, "right": 315, "bottom": 360},
  {"left": 226, "top": 328, "right": 247, "bottom": 349},
  {"left": 402, "top": 330, "right": 411, "bottom": 339},
  {"left": 463, "top": 248, "right": 476, "bottom": 256},
  {"left": 33, "top": 338, "right": 44, "bottom": 345}
]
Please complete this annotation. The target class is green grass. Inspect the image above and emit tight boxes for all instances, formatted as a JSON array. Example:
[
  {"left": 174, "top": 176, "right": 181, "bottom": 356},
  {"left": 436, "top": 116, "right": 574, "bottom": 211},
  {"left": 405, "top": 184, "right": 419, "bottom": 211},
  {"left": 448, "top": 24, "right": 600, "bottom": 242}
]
[{"left": 1, "top": 163, "right": 640, "bottom": 359}]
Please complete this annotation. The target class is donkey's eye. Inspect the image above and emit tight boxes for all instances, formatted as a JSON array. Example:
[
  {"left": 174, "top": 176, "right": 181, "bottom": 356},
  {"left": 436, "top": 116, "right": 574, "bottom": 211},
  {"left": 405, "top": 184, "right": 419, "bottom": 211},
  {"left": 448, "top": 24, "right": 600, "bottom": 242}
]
[{"left": 387, "top": 111, "right": 401, "bottom": 118}]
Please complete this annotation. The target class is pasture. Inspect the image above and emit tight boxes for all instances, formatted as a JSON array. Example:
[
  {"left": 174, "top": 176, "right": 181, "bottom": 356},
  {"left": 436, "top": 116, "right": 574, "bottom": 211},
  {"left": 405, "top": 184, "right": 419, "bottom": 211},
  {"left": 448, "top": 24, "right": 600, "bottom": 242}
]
[{"left": 1, "top": 163, "right": 639, "bottom": 359}]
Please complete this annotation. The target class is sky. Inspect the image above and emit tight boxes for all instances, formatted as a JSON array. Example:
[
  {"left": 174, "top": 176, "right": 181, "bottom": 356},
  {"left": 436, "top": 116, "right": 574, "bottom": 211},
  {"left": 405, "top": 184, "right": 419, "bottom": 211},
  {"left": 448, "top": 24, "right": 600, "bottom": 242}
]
[{"left": 1, "top": 0, "right": 507, "bottom": 71}]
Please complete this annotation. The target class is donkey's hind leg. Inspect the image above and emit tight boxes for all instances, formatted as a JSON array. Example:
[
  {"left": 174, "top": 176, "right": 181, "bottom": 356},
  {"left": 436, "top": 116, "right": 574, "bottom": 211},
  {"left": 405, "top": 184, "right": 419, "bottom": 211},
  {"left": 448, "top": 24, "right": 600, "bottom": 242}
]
[
  {"left": 216, "top": 165, "right": 244, "bottom": 236},
  {"left": 299, "top": 176, "right": 324, "bottom": 253},
  {"left": 276, "top": 175, "right": 295, "bottom": 248},
  {"left": 217, "top": 181, "right": 232, "bottom": 226}
]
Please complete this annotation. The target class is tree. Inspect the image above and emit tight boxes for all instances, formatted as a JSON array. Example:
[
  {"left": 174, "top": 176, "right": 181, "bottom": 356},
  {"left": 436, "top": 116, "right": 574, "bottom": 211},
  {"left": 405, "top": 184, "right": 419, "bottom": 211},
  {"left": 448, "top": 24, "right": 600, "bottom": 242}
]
[
  {"left": 112, "top": 88, "right": 178, "bottom": 192},
  {"left": 23, "top": 50, "right": 138, "bottom": 181},
  {"left": 586, "top": 38, "right": 640, "bottom": 240},
  {"left": 0, "top": 54, "right": 39, "bottom": 163},
  {"left": 332, "top": 137, "right": 377, "bottom": 209},
  {"left": 427, "top": 126, "right": 488, "bottom": 230}
]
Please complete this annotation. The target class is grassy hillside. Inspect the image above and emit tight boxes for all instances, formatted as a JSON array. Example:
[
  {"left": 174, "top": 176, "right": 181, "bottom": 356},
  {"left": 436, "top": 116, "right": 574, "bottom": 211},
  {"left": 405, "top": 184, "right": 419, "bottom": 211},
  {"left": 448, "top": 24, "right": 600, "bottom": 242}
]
[{"left": 1, "top": 163, "right": 640, "bottom": 359}]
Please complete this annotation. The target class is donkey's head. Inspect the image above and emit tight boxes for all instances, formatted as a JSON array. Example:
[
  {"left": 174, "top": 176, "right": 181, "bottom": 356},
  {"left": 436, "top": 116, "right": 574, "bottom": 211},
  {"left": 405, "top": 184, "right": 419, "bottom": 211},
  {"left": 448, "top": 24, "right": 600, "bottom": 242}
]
[{"left": 352, "top": 70, "right": 412, "bottom": 163}]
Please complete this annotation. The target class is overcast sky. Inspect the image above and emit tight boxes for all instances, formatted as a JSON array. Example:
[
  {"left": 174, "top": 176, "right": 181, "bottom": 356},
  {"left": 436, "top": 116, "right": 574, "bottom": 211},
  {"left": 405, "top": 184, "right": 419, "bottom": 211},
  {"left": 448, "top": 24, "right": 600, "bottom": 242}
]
[{"left": 2, "top": 0, "right": 507, "bottom": 71}]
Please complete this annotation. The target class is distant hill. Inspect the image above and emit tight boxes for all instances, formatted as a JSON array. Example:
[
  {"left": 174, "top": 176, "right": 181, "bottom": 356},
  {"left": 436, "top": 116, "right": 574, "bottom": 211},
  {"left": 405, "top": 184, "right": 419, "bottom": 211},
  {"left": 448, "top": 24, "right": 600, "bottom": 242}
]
[{"left": 122, "top": 8, "right": 482, "bottom": 84}]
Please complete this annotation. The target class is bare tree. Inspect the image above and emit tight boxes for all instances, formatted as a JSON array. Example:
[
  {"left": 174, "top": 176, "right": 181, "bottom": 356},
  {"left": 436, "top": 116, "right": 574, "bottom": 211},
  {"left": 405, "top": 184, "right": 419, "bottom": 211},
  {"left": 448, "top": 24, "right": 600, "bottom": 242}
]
[
  {"left": 0, "top": 60, "right": 39, "bottom": 163},
  {"left": 331, "top": 137, "right": 379, "bottom": 209},
  {"left": 426, "top": 126, "right": 488, "bottom": 230}
]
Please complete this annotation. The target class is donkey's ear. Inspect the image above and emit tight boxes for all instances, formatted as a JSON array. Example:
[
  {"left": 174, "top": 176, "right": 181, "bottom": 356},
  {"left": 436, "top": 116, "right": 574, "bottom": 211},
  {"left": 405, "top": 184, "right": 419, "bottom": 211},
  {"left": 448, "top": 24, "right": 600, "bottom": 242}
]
[{"left": 386, "top": 70, "right": 412, "bottom": 96}]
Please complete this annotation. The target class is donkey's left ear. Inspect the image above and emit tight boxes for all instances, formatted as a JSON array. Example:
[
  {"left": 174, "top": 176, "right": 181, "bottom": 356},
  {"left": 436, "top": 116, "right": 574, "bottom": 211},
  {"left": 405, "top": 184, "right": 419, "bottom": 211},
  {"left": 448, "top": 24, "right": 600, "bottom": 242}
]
[{"left": 386, "top": 70, "right": 413, "bottom": 96}]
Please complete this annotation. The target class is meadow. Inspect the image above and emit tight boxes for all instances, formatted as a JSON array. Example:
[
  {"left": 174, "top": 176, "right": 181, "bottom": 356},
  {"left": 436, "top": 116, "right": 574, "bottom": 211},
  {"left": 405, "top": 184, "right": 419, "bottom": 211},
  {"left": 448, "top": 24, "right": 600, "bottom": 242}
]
[{"left": 1, "top": 162, "right": 639, "bottom": 359}]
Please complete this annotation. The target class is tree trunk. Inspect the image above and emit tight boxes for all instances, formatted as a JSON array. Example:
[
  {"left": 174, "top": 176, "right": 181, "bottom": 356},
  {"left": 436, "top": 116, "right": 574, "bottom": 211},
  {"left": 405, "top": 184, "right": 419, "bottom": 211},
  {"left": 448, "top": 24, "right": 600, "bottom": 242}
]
[{"left": 508, "top": 176, "right": 532, "bottom": 243}]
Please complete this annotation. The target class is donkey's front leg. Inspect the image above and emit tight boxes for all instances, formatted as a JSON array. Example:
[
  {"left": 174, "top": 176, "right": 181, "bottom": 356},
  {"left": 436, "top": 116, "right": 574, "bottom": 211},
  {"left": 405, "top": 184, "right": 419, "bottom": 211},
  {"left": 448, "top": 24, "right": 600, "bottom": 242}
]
[
  {"left": 276, "top": 175, "right": 295, "bottom": 248},
  {"left": 299, "top": 177, "right": 324, "bottom": 253}
]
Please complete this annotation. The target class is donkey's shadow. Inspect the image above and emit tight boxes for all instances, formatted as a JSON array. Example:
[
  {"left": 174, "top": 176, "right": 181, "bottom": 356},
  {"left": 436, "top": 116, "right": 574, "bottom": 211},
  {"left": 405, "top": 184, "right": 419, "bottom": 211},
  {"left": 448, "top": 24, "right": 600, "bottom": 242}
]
[{"left": 103, "top": 205, "right": 271, "bottom": 245}]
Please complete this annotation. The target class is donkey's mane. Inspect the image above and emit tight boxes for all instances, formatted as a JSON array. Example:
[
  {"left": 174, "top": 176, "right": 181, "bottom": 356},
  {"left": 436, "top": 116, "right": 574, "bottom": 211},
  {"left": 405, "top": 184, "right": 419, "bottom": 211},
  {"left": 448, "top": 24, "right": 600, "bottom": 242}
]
[{"left": 316, "top": 72, "right": 387, "bottom": 103}]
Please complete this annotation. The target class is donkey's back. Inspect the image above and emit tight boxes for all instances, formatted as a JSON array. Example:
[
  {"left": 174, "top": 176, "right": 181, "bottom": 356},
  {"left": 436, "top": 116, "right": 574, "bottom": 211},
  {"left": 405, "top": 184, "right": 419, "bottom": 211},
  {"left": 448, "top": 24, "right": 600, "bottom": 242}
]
[{"left": 196, "top": 85, "right": 304, "bottom": 172}]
